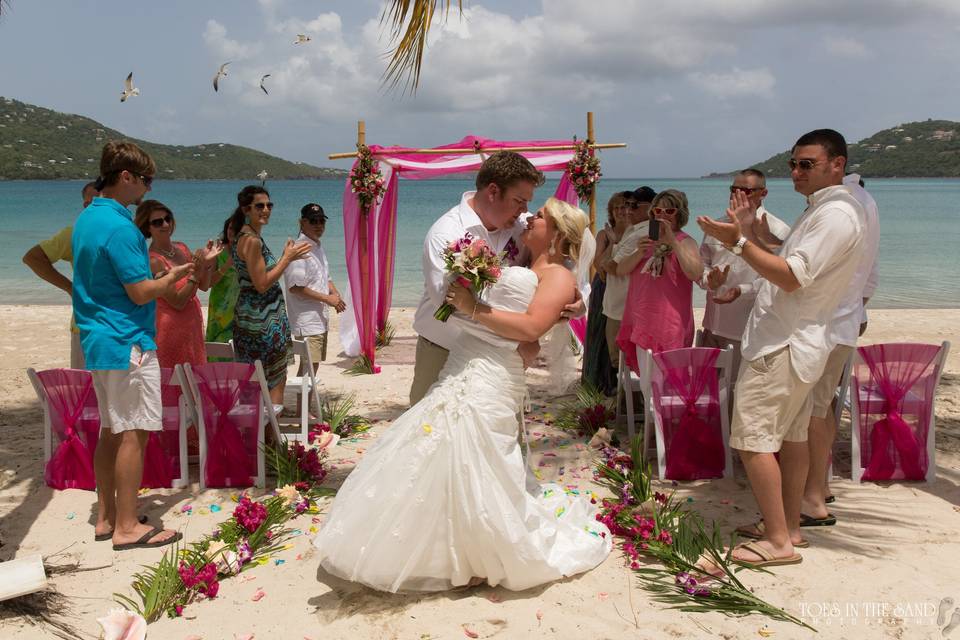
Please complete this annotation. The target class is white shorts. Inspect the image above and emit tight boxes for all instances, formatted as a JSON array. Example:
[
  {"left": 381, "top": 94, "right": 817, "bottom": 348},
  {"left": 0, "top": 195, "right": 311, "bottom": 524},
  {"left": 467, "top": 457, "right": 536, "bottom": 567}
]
[{"left": 92, "top": 346, "right": 162, "bottom": 434}]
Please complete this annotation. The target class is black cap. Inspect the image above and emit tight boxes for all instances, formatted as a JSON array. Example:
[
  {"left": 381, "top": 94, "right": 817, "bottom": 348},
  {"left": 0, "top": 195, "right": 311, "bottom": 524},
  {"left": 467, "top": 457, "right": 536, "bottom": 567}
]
[
  {"left": 631, "top": 186, "right": 657, "bottom": 203},
  {"left": 300, "top": 203, "right": 327, "bottom": 221}
]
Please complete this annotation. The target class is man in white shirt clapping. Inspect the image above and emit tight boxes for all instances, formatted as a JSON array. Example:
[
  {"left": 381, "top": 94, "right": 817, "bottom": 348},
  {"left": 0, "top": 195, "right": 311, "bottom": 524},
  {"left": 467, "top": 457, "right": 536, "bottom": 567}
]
[
  {"left": 697, "top": 129, "right": 867, "bottom": 567},
  {"left": 698, "top": 169, "right": 790, "bottom": 382},
  {"left": 284, "top": 203, "right": 346, "bottom": 377}
]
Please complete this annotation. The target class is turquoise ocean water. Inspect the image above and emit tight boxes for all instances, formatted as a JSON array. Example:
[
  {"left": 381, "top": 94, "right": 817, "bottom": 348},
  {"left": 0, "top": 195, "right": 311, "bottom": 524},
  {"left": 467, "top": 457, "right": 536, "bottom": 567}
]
[{"left": 1, "top": 178, "right": 957, "bottom": 308}]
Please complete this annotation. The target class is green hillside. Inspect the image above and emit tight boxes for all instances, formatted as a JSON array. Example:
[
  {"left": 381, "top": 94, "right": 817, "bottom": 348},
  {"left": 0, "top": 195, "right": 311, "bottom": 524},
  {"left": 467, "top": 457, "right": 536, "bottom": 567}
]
[
  {"left": 0, "top": 97, "right": 346, "bottom": 180},
  {"left": 712, "top": 119, "right": 960, "bottom": 178}
]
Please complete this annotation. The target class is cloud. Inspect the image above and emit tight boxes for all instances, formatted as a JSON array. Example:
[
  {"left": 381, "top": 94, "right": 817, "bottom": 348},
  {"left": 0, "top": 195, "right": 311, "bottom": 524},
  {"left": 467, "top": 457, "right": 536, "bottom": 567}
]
[
  {"left": 822, "top": 35, "right": 870, "bottom": 58},
  {"left": 202, "top": 19, "right": 261, "bottom": 61},
  {"left": 687, "top": 67, "right": 776, "bottom": 99}
]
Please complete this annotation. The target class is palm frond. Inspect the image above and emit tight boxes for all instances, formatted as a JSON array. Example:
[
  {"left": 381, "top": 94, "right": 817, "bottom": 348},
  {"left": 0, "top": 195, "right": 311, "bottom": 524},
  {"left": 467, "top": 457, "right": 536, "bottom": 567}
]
[
  {"left": 344, "top": 354, "right": 376, "bottom": 376},
  {"left": 380, "top": 0, "right": 463, "bottom": 93}
]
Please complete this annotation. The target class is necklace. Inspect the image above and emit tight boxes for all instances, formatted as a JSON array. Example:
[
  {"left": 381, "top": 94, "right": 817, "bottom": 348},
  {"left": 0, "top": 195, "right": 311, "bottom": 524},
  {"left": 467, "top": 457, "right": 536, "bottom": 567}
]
[{"left": 154, "top": 245, "right": 177, "bottom": 259}]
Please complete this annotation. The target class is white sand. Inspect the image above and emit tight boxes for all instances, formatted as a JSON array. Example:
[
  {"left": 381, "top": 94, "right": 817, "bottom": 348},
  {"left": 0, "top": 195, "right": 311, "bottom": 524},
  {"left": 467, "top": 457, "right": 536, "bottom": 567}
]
[{"left": 0, "top": 305, "right": 958, "bottom": 640}]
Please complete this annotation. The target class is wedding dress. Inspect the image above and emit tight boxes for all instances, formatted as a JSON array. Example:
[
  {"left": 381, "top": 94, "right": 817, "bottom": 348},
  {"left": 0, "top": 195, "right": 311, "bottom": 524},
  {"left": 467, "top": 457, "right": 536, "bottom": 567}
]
[{"left": 314, "top": 266, "right": 611, "bottom": 592}]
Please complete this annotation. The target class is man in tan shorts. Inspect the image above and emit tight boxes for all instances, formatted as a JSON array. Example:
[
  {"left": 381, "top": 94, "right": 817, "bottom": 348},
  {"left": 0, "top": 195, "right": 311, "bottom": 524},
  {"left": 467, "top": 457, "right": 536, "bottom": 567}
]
[
  {"left": 800, "top": 173, "right": 879, "bottom": 526},
  {"left": 698, "top": 129, "right": 867, "bottom": 567}
]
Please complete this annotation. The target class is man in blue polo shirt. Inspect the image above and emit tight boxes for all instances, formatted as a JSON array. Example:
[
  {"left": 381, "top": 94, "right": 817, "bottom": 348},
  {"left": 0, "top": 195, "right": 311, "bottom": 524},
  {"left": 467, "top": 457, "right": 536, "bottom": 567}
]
[{"left": 73, "top": 141, "right": 192, "bottom": 550}]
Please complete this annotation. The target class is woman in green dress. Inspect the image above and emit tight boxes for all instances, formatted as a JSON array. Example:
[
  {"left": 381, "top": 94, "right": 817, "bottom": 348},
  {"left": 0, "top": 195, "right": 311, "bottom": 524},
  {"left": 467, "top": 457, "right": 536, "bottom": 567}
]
[{"left": 205, "top": 217, "right": 240, "bottom": 351}]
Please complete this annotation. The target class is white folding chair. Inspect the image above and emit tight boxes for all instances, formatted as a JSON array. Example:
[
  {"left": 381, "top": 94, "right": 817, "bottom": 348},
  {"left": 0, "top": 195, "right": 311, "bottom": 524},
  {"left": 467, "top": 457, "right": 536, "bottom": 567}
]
[
  {"left": 282, "top": 338, "right": 324, "bottom": 441},
  {"left": 849, "top": 341, "right": 950, "bottom": 484},
  {"left": 182, "top": 360, "right": 282, "bottom": 489},
  {"left": 158, "top": 365, "right": 191, "bottom": 489},
  {"left": 26, "top": 368, "right": 54, "bottom": 464},
  {"left": 204, "top": 340, "right": 235, "bottom": 361},
  {"left": 647, "top": 347, "right": 735, "bottom": 480},
  {"left": 615, "top": 348, "right": 655, "bottom": 456}
]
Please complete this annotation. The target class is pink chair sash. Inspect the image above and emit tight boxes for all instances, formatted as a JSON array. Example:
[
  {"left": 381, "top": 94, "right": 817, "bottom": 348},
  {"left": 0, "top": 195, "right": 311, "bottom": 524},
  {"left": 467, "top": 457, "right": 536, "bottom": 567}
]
[
  {"left": 857, "top": 343, "right": 940, "bottom": 481},
  {"left": 651, "top": 348, "right": 725, "bottom": 480},
  {"left": 140, "top": 368, "right": 182, "bottom": 488},
  {"left": 193, "top": 363, "right": 259, "bottom": 487},
  {"left": 37, "top": 369, "right": 100, "bottom": 490}
]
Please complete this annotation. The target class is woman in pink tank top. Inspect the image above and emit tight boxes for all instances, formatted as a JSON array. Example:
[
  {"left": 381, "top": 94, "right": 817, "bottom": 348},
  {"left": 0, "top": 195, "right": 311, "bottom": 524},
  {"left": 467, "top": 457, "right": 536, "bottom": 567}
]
[{"left": 615, "top": 189, "right": 704, "bottom": 373}]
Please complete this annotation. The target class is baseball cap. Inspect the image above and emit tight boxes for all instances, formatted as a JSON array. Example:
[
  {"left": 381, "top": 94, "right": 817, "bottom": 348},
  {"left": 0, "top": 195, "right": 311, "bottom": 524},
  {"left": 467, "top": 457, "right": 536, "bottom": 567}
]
[
  {"left": 630, "top": 186, "right": 657, "bottom": 203},
  {"left": 300, "top": 203, "right": 327, "bottom": 221}
]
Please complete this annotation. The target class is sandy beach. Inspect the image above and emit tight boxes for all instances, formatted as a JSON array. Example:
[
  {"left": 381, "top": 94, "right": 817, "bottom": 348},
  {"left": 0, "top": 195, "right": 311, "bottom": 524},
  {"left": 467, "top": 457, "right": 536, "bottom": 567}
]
[{"left": 1, "top": 304, "right": 958, "bottom": 640}]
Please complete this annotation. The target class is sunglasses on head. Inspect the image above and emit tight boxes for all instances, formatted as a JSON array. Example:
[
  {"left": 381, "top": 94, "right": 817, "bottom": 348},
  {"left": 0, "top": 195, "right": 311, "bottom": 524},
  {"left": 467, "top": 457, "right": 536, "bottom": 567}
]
[
  {"left": 651, "top": 207, "right": 677, "bottom": 216},
  {"left": 730, "top": 186, "right": 762, "bottom": 194},
  {"left": 252, "top": 202, "right": 274, "bottom": 211},
  {"left": 149, "top": 214, "right": 173, "bottom": 227},
  {"left": 788, "top": 158, "right": 824, "bottom": 171}
]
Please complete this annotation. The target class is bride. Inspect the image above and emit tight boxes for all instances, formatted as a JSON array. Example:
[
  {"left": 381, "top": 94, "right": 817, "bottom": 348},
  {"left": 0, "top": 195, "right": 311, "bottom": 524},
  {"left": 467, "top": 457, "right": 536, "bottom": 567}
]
[{"left": 314, "top": 198, "right": 611, "bottom": 593}]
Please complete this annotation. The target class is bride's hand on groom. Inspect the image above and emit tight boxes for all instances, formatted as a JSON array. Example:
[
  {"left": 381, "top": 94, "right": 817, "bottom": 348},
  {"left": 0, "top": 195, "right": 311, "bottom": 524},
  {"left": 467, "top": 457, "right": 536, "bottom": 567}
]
[
  {"left": 560, "top": 288, "right": 586, "bottom": 319},
  {"left": 445, "top": 281, "right": 476, "bottom": 315}
]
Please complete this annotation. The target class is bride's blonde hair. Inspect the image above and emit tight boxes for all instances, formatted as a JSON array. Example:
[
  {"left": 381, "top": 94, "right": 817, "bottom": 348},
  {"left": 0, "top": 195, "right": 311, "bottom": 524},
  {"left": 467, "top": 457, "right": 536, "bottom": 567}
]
[{"left": 543, "top": 197, "right": 589, "bottom": 262}]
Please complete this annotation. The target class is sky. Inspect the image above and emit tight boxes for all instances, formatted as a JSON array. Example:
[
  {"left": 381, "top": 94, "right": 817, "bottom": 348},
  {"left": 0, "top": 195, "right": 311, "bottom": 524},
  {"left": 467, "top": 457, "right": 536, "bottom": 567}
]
[{"left": 1, "top": 0, "right": 959, "bottom": 177}]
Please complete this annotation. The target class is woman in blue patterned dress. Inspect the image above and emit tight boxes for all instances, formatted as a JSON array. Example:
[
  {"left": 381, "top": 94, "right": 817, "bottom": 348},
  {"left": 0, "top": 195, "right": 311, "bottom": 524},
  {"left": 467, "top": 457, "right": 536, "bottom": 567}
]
[{"left": 229, "top": 186, "right": 312, "bottom": 406}]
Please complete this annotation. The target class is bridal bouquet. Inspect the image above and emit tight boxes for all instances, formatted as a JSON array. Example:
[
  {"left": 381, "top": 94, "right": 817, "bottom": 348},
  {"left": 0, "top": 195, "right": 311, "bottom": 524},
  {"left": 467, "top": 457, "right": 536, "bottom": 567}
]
[{"left": 434, "top": 232, "right": 503, "bottom": 322}]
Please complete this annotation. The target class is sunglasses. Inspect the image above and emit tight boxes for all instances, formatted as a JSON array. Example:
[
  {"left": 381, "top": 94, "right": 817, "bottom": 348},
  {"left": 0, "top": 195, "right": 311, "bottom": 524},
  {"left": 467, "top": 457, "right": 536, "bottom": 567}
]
[
  {"left": 730, "top": 186, "right": 763, "bottom": 194},
  {"left": 626, "top": 201, "right": 647, "bottom": 209},
  {"left": 651, "top": 207, "right": 677, "bottom": 216},
  {"left": 149, "top": 214, "right": 173, "bottom": 228},
  {"left": 788, "top": 158, "right": 824, "bottom": 171},
  {"left": 132, "top": 172, "right": 154, "bottom": 188},
  {"left": 252, "top": 202, "right": 275, "bottom": 211},
  {"left": 304, "top": 216, "right": 326, "bottom": 225}
]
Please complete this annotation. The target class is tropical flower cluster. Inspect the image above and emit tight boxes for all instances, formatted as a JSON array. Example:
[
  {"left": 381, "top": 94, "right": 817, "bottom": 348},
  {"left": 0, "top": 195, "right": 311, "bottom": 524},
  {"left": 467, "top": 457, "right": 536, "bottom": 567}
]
[
  {"left": 349, "top": 144, "right": 386, "bottom": 214},
  {"left": 555, "top": 383, "right": 616, "bottom": 436},
  {"left": 566, "top": 138, "right": 602, "bottom": 201},
  {"left": 592, "top": 437, "right": 814, "bottom": 629},
  {"left": 434, "top": 233, "right": 504, "bottom": 322}
]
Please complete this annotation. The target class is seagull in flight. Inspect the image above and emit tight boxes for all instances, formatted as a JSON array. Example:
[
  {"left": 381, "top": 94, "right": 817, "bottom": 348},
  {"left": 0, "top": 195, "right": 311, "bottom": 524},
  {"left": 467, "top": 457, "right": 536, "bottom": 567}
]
[
  {"left": 259, "top": 74, "right": 271, "bottom": 95},
  {"left": 213, "top": 62, "right": 231, "bottom": 92},
  {"left": 120, "top": 72, "right": 139, "bottom": 102},
  {"left": 294, "top": 34, "right": 311, "bottom": 44},
  {"left": 257, "top": 170, "right": 268, "bottom": 184}
]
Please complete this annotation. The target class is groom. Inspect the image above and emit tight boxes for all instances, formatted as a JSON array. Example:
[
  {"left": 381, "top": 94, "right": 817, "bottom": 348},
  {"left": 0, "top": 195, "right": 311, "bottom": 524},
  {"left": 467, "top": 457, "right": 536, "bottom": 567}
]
[{"left": 409, "top": 151, "right": 545, "bottom": 406}]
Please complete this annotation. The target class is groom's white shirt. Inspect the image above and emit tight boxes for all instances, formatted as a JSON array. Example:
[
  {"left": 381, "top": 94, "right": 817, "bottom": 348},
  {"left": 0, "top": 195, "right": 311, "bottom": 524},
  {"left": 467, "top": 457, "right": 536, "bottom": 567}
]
[{"left": 413, "top": 191, "right": 528, "bottom": 350}]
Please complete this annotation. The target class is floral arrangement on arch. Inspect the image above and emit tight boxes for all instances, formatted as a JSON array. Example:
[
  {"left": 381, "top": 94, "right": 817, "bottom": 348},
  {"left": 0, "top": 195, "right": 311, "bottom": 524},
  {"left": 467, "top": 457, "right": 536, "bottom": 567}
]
[
  {"left": 113, "top": 431, "right": 337, "bottom": 623},
  {"left": 566, "top": 138, "right": 602, "bottom": 202},
  {"left": 349, "top": 144, "right": 387, "bottom": 215}
]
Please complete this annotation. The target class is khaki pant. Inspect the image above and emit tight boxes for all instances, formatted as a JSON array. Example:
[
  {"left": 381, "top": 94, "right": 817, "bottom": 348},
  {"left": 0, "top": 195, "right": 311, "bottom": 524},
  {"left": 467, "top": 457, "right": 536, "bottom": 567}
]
[
  {"left": 604, "top": 317, "right": 621, "bottom": 368},
  {"left": 409, "top": 336, "right": 450, "bottom": 407},
  {"left": 70, "top": 331, "right": 85, "bottom": 369}
]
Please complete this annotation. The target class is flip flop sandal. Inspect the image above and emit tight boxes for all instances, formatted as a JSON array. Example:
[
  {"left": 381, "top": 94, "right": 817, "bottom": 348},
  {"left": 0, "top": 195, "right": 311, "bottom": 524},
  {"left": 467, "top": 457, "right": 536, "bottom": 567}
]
[
  {"left": 94, "top": 515, "right": 149, "bottom": 541},
  {"left": 112, "top": 526, "right": 182, "bottom": 551},
  {"left": 732, "top": 541, "right": 803, "bottom": 568},
  {"left": 825, "top": 495, "right": 836, "bottom": 504},
  {"left": 799, "top": 512, "right": 837, "bottom": 527},
  {"left": 734, "top": 521, "right": 809, "bottom": 548}
]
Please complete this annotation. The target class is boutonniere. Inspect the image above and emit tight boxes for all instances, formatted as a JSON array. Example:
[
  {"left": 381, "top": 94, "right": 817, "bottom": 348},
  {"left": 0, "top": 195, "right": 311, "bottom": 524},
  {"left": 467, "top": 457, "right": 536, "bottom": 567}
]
[{"left": 502, "top": 237, "right": 520, "bottom": 266}]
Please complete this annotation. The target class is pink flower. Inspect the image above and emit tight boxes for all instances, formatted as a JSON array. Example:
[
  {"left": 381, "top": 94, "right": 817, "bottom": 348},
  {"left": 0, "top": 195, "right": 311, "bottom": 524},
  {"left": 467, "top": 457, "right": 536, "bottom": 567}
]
[{"left": 234, "top": 495, "right": 268, "bottom": 533}]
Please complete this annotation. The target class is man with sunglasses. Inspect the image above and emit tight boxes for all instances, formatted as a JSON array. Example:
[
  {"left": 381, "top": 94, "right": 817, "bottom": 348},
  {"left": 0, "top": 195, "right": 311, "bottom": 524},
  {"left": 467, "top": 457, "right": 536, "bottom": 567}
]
[
  {"left": 697, "top": 129, "right": 868, "bottom": 568},
  {"left": 21, "top": 181, "right": 99, "bottom": 368},
  {"left": 284, "top": 203, "right": 346, "bottom": 377},
  {"left": 697, "top": 169, "right": 789, "bottom": 383},
  {"left": 72, "top": 141, "right": 191, "bottom": 551}
]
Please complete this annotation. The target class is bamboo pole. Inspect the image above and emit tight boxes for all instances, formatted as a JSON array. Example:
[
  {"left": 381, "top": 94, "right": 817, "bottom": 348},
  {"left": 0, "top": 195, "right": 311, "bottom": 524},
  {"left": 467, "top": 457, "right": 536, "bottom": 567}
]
[
  {"left": 329, "top": 142, "right": 625, "bottom": 160},
  {"left": 587, "top": 111, "right": 596, "bottom": 233},
  {"left": 356, "top": 120, "right": 374, "bottom": 368}
]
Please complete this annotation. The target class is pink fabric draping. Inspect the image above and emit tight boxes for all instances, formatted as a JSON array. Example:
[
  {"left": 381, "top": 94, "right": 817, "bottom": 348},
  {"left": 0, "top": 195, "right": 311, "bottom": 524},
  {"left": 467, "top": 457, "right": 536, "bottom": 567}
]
[
  {"left": 38, "top": 369, "right": 100, "bottom": 490},
  {"left": 854, "top": 343, "right": 941, "bottom": 481},
  {"left": 193, "top": 363, "right": 260, "bottom": 488},
  {"left": 141, "top": 368, "right": 183, "bottom": 489},
  {"left": 650, "top": 348, "right": 726, "bottom": 480},
  {"left": 342, "top": 136, "right": 580, "bottom": 370},
  {"left": 551, "top": 173, "right": 587, "bottom": 344}
]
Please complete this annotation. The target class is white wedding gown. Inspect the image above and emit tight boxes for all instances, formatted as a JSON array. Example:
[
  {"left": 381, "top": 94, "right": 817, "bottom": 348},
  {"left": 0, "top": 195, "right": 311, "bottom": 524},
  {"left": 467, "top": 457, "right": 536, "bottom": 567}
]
[{"left": 314, "top": 266, "right": 611, "bottom": 592}]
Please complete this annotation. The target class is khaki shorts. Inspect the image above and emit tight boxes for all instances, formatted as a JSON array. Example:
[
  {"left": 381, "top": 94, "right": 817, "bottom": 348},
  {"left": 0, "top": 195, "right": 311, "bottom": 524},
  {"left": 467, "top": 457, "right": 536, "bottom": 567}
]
[
  {"left": 699, "top": 330, "right": 742, "bottom": 386},
  {"left": 409, "top": 336, "right": 450, "bottom": 407},
  {"left": 304, "top": 332, "right": 328, "bottom": 363},
  {"left": 730, "top": 346, "right": 816, "bottom": 453},
  {"left": 92, "top": 346, "right": 162, "bottom": 434},
  {"left": 809, "top": 344, "right": 854, "bottom": 419}
]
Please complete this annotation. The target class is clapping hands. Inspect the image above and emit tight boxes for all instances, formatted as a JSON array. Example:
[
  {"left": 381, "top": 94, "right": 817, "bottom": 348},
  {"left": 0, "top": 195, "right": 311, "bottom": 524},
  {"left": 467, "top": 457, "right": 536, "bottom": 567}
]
[
  {"left": 705, "top": 265, "right": 730, "bottom": 290},
  {"left": 696, "top": 189, "right": 750, "bottom": 246}
]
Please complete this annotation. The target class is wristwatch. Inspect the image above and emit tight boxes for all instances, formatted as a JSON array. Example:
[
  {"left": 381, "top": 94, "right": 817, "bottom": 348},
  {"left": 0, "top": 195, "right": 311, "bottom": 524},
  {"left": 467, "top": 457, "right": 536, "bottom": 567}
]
[{"left": 729, "top": 236, "right": 748, "bottom": 256}]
